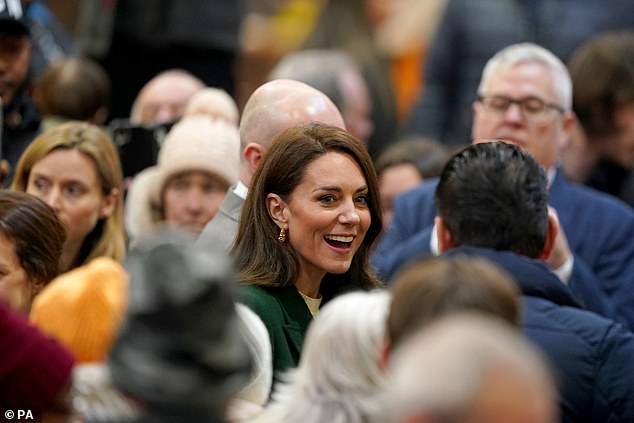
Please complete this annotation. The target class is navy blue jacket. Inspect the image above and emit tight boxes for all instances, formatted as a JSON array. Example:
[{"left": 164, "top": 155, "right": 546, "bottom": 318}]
[
  {"left": 374, "top": 172, "right": 634, "bottom": 329},
  {"left": 445, "top": 247, "right": 634, "bottom": 423}
]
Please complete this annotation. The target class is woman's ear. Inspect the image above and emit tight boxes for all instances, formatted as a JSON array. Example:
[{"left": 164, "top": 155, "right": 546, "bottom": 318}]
[
  {"left": 99, "top": 188, "right": 120, "bottom": 219},
  {"left": 266, "top": 193, "right": 288, "bottom": 228},
  {"left": 30, "top": 280, "right": 45, "bottom": 301}
]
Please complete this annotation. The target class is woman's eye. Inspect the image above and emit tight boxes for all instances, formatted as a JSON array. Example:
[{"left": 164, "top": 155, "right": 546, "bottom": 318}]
[
  {"left": 65, "top": 184, "right": 84, "bottom": 197},
  {"left": 202, "top": 182, "right": 222, "bottom": 193},
  {"left": 168, "top": 179, "right": 189, "bottom": 192},
  {"left": 355, "top": 194, "right": 369, "bottom": 206},
  {"left": 32, "top": 179, "right": 49, "bottom": 192},
  {"left": 319, "top": 194, "right": 337, "bottom": 204}
]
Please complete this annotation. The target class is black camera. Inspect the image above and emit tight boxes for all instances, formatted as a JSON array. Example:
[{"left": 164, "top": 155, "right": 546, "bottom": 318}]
[{"left": 108, "top": 119, "right": 173, "bottom": 178}]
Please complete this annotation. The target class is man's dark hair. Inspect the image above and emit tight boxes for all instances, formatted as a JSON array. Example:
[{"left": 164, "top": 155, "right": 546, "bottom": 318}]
[{"left": 435, "top": 142, "right": 549, "bottom": 258}]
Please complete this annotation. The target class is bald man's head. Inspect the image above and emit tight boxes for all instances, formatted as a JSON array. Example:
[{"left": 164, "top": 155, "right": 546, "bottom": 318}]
[
  {"left": 239, "top": 79, "right": 345, "bottom": 151},
  {"left": 237, "top": 79, "right": 346, "bottom": 186},
  {"left": 131, "top": 69, "right": 205, "bottom": 125}
]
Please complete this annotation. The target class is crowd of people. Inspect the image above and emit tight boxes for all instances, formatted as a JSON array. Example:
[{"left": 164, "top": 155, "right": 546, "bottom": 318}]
[{"left": 2, "top": 1, "right": 634, "bottom": 422}]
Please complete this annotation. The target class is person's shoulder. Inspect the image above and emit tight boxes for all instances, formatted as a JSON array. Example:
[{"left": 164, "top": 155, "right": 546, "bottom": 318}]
[
  {"left": 241, "top": 285, "right": 273, "bottom": 301},
  {"left": 196, "top": 207, "right": 239, "bottom": 253},
  {"left": 524, "top": 295, "right": 624, "bottom": 347},
  {"left": 395, "top": 178, "right": 439, "bottom": 207},
  {"left": 240, "top": 285, "right": 285, "bottom": 321},
  {"left": 408, "top": 178, "right": 439, "bottom": 198},
  {"left": 558, "top": 177, "right": 634, "bottom": 217}
]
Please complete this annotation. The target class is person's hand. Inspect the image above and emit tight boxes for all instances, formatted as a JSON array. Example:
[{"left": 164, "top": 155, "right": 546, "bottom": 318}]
[{"left": 546, "top": 207, "right": 572, "bottom": 270}]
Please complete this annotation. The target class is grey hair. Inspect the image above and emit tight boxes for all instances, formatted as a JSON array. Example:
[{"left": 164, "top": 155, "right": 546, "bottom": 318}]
[
  {"left": 269, "top": 49, "right": 361, "bottom": 114},
  {"left": 252, "top": 290, "right": 391, "bottom": 423},
  {"left": 478, "top": 43, "right": 572, "bottom": 111},
  {"left": 386, "top": 313, "right": 554, "bottom": 423}
]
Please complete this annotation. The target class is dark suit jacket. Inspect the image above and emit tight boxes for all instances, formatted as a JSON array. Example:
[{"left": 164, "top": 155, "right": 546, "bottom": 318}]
[
  {"left": 240, "top": 284, "right": 312, "bottom": 378},
  {"left": 445, "top": 247, "right": 634, "bottom": 423},
  {"left": 373, "top": 171, "right": 634, "bottom": 329},
  {"left": 196, "top": 187, "right": 244, "bottom": 254}
]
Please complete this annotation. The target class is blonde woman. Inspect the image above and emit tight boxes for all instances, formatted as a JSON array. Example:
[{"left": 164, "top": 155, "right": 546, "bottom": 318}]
[{"left": 12, "top": 121, "right": 125, "bottom": 272}]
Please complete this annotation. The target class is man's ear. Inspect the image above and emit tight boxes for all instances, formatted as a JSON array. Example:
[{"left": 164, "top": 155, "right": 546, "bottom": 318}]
[
  {"left": 557, "top": 110, "right": 576, "bottom": 153},
  {"left": 266, "top": 193, "right": 289, "bottom": 229},
  {"left": 540, "top": 209, "right": 559, "bottom": 261},
  {"left": 243, "top": 143, "right": 264, "bottom": 174},
  {"left": 435, "top": 216, "right": 454, "bottom": 253},
  {"left": 99, "top": 188, "right": 119, "bottom": 219}
]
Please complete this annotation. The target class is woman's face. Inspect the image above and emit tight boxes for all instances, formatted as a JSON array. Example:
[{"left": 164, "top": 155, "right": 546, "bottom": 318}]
[
  {"left": 26, "top": 149, "right": 116, "bottom": 255},
  {"left": 379, "top": 163, "right": 422, "bottom": 229},
  {"left": 163, "top": 170, "right": 228, "bottom": 235},
  {"left": 276, "top": 152, "right": 372, "bottom": 283},
  {"left": 0, "top": 233, "right": 32, "bottom": 313}
]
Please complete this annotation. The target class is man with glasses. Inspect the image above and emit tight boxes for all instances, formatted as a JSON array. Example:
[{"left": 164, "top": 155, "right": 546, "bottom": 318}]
[{"left": 374, "top": 43, "right": 634, "bottom": 330}]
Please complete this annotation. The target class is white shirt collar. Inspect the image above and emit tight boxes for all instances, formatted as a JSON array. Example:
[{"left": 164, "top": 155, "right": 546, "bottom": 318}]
[{"left": 233, "top": 180, "right": 249, "bottom": 200}]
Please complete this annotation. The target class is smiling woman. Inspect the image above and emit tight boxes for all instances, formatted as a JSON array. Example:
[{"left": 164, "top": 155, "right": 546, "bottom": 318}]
[
  {"left": 11, "top": 122, "right": 125, "bottom": 273},
  {"left": 233, "top": 122, "right": 383, "bottom": 377}
]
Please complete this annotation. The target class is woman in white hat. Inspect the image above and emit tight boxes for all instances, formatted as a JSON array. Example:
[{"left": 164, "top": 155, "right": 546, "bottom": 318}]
[{"left": 125, "top": 116, "right": 240, "bottom": 242}]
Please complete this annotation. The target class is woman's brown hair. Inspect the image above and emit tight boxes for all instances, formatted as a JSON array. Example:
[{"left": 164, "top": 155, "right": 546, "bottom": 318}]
[
  {"left": 11, "top": 121, "right": 125, "bottom": 268},
  {"left": 233, "top": 123, "right": 382, "bottom": 297},
  {"left": 0, "top": 191, "right": 66, "bottom": 290},
  {"left": 388, "top": 257, "right": 521, "bottom": 350}
]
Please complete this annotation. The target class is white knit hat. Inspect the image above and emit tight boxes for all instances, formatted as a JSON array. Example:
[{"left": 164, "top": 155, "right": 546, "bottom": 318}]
[
  {"left": 184, "top": 88, "right": 239, "bottom": 126},
  {"left": 153, "top": 116, "right": 240, "bottom": 203}
]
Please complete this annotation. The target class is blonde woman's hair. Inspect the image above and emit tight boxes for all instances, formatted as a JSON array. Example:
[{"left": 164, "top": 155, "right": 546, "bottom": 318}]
[{"left": 11, "top": 121, "right": 125, "bottom": 267}]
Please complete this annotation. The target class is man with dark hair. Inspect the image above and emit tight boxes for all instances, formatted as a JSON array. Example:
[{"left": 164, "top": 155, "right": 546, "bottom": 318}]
[
  {"left": 375, "top": 43, "right": 634, "bottom": 330},
  {"left": 433, "top": 141, "right": 634, "bottom": 423},
  {"left": 435, "top": 141, "right": 551, "bottom": 260},
  {"left": 0, "top": 0, "right": 40, "bottom": 184}
]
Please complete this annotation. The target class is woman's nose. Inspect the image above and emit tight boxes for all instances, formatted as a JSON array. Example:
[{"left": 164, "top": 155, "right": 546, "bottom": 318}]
[
  {"left": 339, "top": 206, "right": 361, "bottom": 225},
  {"left": 42, "top": 187, "right": 63, "bottom": 212}
]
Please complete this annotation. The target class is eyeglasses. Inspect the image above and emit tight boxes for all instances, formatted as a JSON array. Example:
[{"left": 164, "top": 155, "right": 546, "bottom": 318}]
[{"left": 477, "top": 95, "right": 565, "bottom": 121}]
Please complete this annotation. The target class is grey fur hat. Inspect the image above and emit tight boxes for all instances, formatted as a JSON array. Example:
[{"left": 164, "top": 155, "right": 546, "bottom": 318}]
[{"left": 108, "top": 231, "right": 252, "bottom": 420}]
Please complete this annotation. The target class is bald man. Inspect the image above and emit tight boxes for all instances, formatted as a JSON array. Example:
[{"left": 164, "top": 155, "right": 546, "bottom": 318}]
[
  {"left": 196, "top": 79, "right": 345, "bottom": 252},
  {"left": 130, "top": 69, "right": 205, "bottom": 125}
]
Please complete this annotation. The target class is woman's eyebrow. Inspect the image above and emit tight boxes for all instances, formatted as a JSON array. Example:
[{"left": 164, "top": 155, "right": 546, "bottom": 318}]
[{"left": 312, "top": 186, "right": 341, "bottom": 193}]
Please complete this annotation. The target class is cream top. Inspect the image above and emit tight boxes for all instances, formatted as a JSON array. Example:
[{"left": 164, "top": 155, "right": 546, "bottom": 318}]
[{"left": 299, "top": 291, "right": 322, "bottom": 317}]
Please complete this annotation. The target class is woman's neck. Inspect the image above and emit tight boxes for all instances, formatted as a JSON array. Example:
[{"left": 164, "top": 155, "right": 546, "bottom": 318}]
[
  {"left": 60, "top": 240, "right": 82, "bottom": 273},
  {"left": 294, "top": 267, "right": 325, "bottom": 299}
]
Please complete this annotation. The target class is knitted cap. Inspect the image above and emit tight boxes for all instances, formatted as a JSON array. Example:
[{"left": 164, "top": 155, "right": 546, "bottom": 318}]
[
  {"left": 30, "top": 257, "right": 128, "bottom": 363},
  {"left": 184, "top": 87, "right": 239, "bottom": 126},
  {"left": 0, "top": 302, "right": 74, "bottom": 410},
  {"left": 153, "top": 116, "right": 240, "bottom": 203}
]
